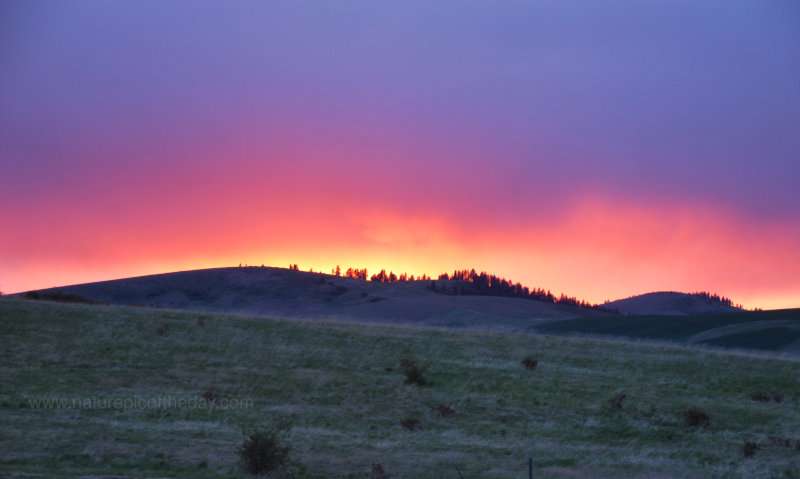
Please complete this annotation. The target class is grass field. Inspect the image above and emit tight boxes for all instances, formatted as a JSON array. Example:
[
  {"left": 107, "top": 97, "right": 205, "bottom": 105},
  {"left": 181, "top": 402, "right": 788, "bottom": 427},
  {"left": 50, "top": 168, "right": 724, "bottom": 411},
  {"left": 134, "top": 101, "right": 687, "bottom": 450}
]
[{"left": 2, "top": 299, "right": 800, "bottom": 478}]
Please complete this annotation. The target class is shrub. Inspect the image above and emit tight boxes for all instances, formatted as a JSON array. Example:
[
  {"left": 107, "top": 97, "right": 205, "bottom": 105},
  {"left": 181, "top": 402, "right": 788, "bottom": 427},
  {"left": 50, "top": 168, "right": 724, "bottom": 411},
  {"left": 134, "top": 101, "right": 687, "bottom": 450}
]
[
  {"left": 751, "top": 391, "right": 770, "bottom": 402},
  {"left": 752, "top": 391, "right": 784, "bottom": 403},
  {"left": 607, "top": 392, "right": 627, "bottom": 410},
  {"left": 24, "top": 291, "right": 95, "bottom": 304},
  {"left": 400, "top": 417, "right": 420, "bottom": 431},
  {"left": 236, "top": 428, "right": 291, "bottom": 476},
  {"left": 684, "top": 407, "right": 710, "bottom": 428},
  {"left": 433, "top": 403, "right": 455, "bottom": 418},
  {"left": 769, "top": 436, "right": 794, "bottom": 448},
  {"left": 521, "top": 356, "right": 538, "bottom": 371},
  {"left": 400, "top": 359, "right": 430, "bottom": 386},
  {"left": 202, "top": 389, "right": 218, "bottom": 405},
  {"left": 742, "top": 441, "right": 758, "bottom": 458},
  {"left": 370, "top": 463, "right": 387, "bottom": 479}
]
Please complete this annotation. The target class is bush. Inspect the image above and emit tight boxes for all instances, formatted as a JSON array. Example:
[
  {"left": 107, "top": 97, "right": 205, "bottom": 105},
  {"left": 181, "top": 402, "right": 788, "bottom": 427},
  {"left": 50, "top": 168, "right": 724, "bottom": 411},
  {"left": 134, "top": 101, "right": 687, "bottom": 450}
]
[
  {"left": 400, "top": 417, "right": 420, "bottom": 431},
  {"left": 684, "top": 407, "right": 710, "bottom": 428},
  {"left": 607, "top": 392, "right": 627, "bottom": 410},
  {"left": 769, "top": 436, "right": 795, "bottom": 448},
  {"left": 400, "top": 359, "right": 430, "bottom": 386},
  {"left": 370, "top": 463, "right": 387, "bottom": 479},
  {"left": 237, "top": 428, "right": 291, "bottom": 476},
  {"left": 742, "top": 441, "right": 758, "bottom": 458},
  {"left": 751, "top": 391, "right": 770, "bottom": 402},
  {"left": 521, "top": 356, "right": 538, "bottom": 371},
  {"left": 752, "top": 391, "right": 784, "bottom": 403},
  {"left": 24, "top": 291, "right": 96, "bottom": 304},
  {"left": 433, "top": 403, "right": 455, "bottom": 418},
  {"left": 202, "top": 389, "right": 218, "bottom": 405}
]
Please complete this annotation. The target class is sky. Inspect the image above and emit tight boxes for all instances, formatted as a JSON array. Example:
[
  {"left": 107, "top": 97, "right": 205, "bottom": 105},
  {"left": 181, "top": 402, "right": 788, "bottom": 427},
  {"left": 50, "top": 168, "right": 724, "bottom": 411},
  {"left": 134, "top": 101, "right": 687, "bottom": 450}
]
[{"left": 2, "top": 1, "right": 799, "bottom": 309}]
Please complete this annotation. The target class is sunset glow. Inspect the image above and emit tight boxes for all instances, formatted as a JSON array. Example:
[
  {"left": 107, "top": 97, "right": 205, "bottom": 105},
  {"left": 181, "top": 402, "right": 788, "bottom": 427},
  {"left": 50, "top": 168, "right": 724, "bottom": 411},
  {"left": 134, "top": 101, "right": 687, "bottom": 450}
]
[{"left": 2, "top": 2, "right": 798, "bottom": 309}]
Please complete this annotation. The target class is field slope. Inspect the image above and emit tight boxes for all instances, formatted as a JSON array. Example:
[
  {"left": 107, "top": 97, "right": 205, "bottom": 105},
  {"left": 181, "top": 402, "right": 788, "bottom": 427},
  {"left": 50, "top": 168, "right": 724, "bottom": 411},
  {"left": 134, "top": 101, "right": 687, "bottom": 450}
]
[
  {"left": 2, "top": 299, "right": 800, "bottom": 478},
  {"left": 536, "top": 309, "right": 800, "bottom": 354}
]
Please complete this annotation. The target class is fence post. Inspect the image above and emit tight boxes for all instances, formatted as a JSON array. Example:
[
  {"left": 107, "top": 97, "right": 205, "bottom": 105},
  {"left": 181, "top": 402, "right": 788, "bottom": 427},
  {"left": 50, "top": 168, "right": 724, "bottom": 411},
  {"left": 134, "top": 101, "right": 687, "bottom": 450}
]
[{"left": 528, "top": 457, "right": 533, "bottom": 479}]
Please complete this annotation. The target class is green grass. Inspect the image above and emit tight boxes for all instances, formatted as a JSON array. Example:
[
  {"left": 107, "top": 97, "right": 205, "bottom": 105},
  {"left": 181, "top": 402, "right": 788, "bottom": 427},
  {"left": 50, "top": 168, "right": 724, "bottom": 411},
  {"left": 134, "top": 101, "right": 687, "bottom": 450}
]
[{"left": 2, "top": 299, "right": 800, "bottom": 478}]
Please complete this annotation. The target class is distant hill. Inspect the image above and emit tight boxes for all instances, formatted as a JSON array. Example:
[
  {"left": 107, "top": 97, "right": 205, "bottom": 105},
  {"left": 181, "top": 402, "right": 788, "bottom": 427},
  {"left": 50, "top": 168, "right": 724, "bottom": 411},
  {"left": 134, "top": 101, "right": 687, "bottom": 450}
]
[
  {"left": 14, "top": 267, "right": 800, "bottom": 353},
  {"left": 535, "top": 308, "right": 800, "bottom": 353},
  {"left": 13, "top": 267, "right": 611, "bottom": 330},
  {"left": 603, "top": 291, "right": 743, "bottom": 316}
]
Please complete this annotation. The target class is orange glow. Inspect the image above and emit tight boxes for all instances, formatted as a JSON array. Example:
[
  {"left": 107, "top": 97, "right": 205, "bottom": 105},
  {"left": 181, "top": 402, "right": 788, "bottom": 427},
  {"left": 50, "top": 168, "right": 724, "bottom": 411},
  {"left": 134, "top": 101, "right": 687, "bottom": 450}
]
[{"left": 3, "top": 194, "right": 798, "bottom": 310}]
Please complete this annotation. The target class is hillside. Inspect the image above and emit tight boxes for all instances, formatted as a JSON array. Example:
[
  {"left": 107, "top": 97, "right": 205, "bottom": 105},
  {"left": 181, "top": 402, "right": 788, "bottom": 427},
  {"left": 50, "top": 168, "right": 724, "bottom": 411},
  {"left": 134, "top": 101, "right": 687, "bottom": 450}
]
[
  {"left": 604, "top": 292, "right": 743, "bottom": 316},
  {"left": 535, "top": 308, "right": 800, "bottom": 353},
  {"left": 2, "top": 299, "right": 800, "bottom": 478},
  {"left": 15, "top": 267, "right": 611, "bottom": 330}
]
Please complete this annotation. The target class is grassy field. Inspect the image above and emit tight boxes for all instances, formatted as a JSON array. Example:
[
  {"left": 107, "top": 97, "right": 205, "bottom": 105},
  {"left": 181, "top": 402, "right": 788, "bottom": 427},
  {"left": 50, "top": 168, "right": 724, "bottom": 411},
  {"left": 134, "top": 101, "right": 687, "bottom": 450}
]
[{"left": 1, "top": 299, "right": 800, "bottom": 478}]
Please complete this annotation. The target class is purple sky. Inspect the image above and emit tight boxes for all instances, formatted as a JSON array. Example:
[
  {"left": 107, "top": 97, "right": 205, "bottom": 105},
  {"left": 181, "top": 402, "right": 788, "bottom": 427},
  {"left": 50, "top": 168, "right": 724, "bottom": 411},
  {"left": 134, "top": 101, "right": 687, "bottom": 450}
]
[{"left": 2, "top": 1, "right": 799, "bottom": 307}]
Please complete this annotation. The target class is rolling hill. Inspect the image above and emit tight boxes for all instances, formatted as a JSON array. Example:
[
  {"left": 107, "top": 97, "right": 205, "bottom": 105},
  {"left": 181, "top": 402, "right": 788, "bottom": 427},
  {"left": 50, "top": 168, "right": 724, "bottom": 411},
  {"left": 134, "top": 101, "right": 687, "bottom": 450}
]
[
  {"left": 604, "top": 291, "right": 743, "bottom": 316},
  {"left": 16, "top": 267, "right": 798, "bottom": 353},
  {"left": 13, "top": 267, "right": 611, "bottom": 330},
  {"left": 535, "top": 308, "right": 800, "bottom": 353}
]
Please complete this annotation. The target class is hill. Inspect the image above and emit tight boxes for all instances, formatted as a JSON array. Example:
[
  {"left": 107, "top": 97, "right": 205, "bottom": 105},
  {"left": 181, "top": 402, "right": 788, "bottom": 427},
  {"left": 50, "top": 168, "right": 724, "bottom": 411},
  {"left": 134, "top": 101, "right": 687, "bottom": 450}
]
[
  {"left": 604, "top": 292, "right": 743, "bottom": 316},
  {"left": 535, "top": 308, "right": 800, "bottom": 353},
  {"left": 14, "top": 266, "right": 611, "bottom": 330},
  {"left": 2, "top": 299, "right": 799, "bottom": 478}
]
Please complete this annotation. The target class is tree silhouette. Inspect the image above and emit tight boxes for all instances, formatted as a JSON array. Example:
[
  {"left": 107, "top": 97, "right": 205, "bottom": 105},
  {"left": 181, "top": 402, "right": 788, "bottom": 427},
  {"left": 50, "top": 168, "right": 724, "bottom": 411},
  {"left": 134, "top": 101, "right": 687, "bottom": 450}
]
[{"left": 310, "top": 264, "right": 629, "bottom": 313}]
